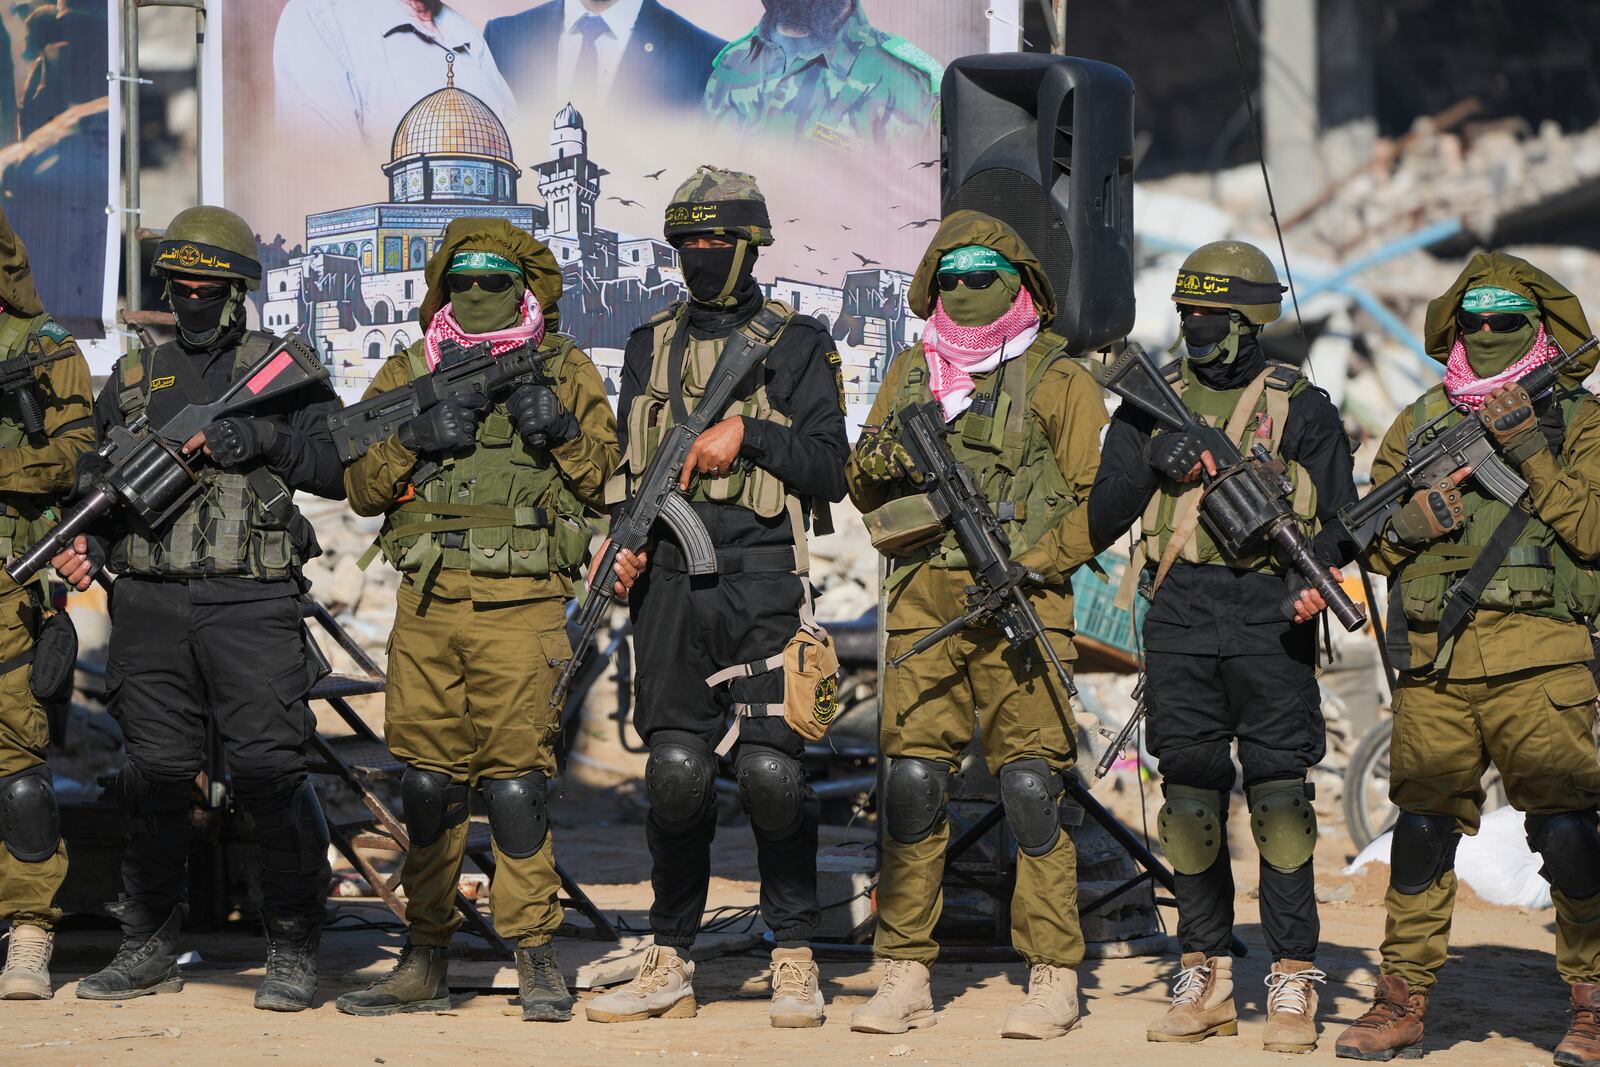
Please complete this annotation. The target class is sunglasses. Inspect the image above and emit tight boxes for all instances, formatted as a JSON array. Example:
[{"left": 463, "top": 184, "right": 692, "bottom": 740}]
[
  {"left": 936, "top": 270, "right": 1000, "bottom": 292},
  {"left": 1456, "top": 309, "right": 1528, "bottom": 334},
  {"left": 447, "top": 273, "right": 517, "bottom": 294}
]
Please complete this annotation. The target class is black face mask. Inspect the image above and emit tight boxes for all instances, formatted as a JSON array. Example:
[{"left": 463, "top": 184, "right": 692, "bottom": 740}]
[
  {"left": 680, "top": 244, "right": 757, "bottom": 307},
  {"left": 171, "top": 286, "right": 234, "bottom": 347}
]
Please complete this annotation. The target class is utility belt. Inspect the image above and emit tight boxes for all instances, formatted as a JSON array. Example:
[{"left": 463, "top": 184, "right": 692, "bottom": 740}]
[{"left": 651, "top": 541, "right": 799, "bottom": 575}]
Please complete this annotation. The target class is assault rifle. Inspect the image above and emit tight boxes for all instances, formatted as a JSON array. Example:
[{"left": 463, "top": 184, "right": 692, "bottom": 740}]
[
  {"left": 1093, "top": 341, "right": 1367, "bottom": 632},
  {"left": 1095, "top": 674, "right": 1146, "bottom": 779},
  {"left": 0, "top": 334, "right": 77, "bottom": 444},
  {"left": 326, "top": 337, "right": 553, "bottom": 486},
  {"left": 1332, "top": 334, "right": 1600, "bottom": 551},
  {"left": 549, "top": 307, "right": 787, "bottom": 709},
  {"left": 6, "top": 330, "right": 327, "bottom": 584},
  {"left": 886, "top": 399, "right": 1078, "bottom": 697}
]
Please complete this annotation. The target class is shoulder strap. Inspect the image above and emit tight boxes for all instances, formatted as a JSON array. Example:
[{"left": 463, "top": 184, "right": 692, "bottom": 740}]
[{"left": 711, "top": 27, "right": 756, "bottom": 71}]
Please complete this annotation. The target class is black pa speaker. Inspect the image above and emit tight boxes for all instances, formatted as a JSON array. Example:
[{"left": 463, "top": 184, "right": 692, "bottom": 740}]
[{"left": 941, "top": 54, "right": 1135, "bottom": 354}]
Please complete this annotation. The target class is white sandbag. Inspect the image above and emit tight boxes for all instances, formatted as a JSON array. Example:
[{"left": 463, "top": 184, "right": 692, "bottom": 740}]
[{"left": 1344, "top": 806, "right": 1552, "bottom": 909}]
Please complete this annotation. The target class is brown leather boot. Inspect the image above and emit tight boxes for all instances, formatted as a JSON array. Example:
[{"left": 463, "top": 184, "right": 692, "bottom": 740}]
[
  {"left": 1334, "top": 975, "right": 1427, "bottom": 1061},
  {"left": 1556, "top": 984, "right": 1600, "bottom": 1067}
]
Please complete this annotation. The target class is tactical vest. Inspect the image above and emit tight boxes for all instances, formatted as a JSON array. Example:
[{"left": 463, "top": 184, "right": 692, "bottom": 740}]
[
  {"left": 0, "top": 312, "right": 60, "bottom": 566},
  {"left": 371, "top": 338, "right": 590, "bottom": 579},
  {"left": 115, "top": 334, "right": 310, "bottom": 579},
  {"left": 1396, "top": 385, "right": 1600, "bottom": 627},
  {"left": 1138, "top": 360, "right": 1316, "bottom": 575},
  {"left": 877, "top": 334, "right": 1079, "bottom": 581},
  {"left": 622, "top": 300, "right": 794, "bottom": 519}
]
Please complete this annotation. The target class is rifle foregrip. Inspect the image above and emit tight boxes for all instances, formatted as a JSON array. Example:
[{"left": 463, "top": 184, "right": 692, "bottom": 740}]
[{"left": 13, "top": 387, "right": 44, "bottom": 439}]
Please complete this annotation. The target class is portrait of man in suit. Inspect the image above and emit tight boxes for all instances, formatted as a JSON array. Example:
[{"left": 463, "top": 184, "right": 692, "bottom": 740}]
[{"left": 484, "top": 0, "right": 725, "bottom": 117}]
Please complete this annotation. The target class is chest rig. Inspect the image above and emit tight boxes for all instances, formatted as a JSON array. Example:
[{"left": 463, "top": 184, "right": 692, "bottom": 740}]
[{"left": 0, "top": 312, "right": 62, "bottom": 567}]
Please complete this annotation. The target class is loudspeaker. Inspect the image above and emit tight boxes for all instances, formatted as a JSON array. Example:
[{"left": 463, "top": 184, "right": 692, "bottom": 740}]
[{"left": 941, "top": 54, "right": 1135, "bottom": 354}]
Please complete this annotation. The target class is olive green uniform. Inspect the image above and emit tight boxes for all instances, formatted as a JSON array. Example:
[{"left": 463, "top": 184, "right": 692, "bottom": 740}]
[
  {"left": 846, "top": 212, "right": 1104, "bottom": 968},
  {"left": 346, "top": 333, "right": 617, "bottom": 948},
  {"left": 0, "top": 312, "right": 94, "bottom": 930}
]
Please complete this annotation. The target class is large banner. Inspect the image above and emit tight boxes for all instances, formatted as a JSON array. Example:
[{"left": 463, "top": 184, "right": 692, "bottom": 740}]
[
  {"left": 206, "top": 1, "right": 1007, "bottom": 413},
  {"left": 0, "top": 0, "right": 118, "bottom": 362}
]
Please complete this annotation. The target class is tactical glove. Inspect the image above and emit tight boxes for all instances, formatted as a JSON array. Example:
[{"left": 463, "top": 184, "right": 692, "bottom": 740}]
[
  {"left": 1479, "top": 383, "right": 1545, "bottom": 464},
  {"left": 853, "top": 424, "right": 918, "bottom": 483},
  {"left": 1388, "top": 479, "right": 1465, "bottom": 545},
  {"left": 397, "top": 388, "right": 489, "bottom": 456},
  {"left": 203, "top": 416, "right": 281, "bottom": 469},
  {"left": 1146, "top": 430, "right": 1206, "bottom": 482},
  {"left": 506, "top": 383, "right": 579, "bottom": 449}
]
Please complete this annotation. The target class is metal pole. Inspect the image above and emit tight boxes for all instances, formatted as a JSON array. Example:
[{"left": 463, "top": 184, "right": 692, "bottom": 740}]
[
  {"left": 193, "top": 3, "right": 204, "bottom": 205},
  {"left": 121, "top": 0, "right": 140, "bottom": 323},
  {"left": 1052, "top": 0, "right": 1065, "bottom": 54}
]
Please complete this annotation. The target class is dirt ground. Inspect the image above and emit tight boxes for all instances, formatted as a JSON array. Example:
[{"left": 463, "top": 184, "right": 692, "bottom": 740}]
[{"left": 5, "top": 775, "right": 1574, "bottom": 1067}]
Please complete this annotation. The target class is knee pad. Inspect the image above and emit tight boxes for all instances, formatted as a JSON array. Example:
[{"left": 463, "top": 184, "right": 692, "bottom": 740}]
[
  {"left": 250, "top": 778, "right": 331, "bottom": 877},
  {"left": 999, "top": 758, "right": 1065, "bottom": 858},
  {"left": 645, "top": 738, "right": 716, "bottom": 833},
  {"left": 1526, "top": 811, "right": 1600, "bottom": 901},
  {"left": 0, "top": 765, "right": 58, "bottom": 863},
  {"left": 400, "top": 766, "right": 469, "bottom": 849},
  {"left": 735, "top": 749, "right": 806, "bottom": 840},
  {"left": 1246, "top": 777, "right": 1319, "bottom": 873},
  {"left": 114, "top": 761, "right": 192, "bottom": 836},
  {"left": 1158, "top": 783, "right": 1227, "bottom": 875},
  {"left": 886, "top": 757, "right": 949, "bottom": 845},
  {"left": 481, "top": 772, "right": 550, "bottom": 859},
  {"left": 1390, "top": 811, "right": 1460, "bottom": 895}
]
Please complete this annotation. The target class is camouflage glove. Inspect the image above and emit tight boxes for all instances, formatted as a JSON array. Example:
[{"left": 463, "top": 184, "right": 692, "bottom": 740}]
[
  {"left": 203, "top": 416, "right": 281, "bottom": 469},
  {"left": 398, "top": 388, "right": 489, "bottom": 457},
  {"left": 506, "top": 383, "right": 579, "bottom": 450},
  {"left": 1145, "top": 430, "right": 1205, "bottom": 482},
  {"left": 853, "top": 423, "right": 917, "bottom": 483},
  {"left": 1387, "top": 479, "right": 1466, "bottom": 545},
  {"left": 1479, "top": 383, "right": 1545, "bottom": 464}
]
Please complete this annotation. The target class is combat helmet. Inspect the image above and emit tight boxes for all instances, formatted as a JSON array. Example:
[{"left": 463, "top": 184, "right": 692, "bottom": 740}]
[
  {"left": 1171, "top": 240, "right": 1285, "bottom": 326},
  {"left": 152, "top": 206, "right": 262, "bottom": 292},
  {"left": 663, "top": 166, "right": 773, "bottom": 248}
]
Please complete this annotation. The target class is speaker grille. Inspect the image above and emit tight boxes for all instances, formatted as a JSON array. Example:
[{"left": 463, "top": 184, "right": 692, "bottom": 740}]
[{"left": 948, "top": 168, "right": 1071, "bottom": 310}]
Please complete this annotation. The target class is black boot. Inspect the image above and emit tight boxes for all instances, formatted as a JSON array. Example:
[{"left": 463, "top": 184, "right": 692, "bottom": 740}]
[
  {"left": 517, "top": 943, "right": 574, "bottom": 1022},
  {"left": 76, "top": 902, "right": 186, "bottom": 1000},
  {"left": 335, "top": 942, "right": 450, "bottom": 1017},
  {"left": 255, "top": 916, "right": 321, "bottom": 1012}
]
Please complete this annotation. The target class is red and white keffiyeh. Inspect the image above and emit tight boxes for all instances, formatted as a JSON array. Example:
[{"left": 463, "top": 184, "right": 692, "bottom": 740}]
[
  {"left": 921, "top": 287, "right": 1041, "bottom": 421},
  {"left": 1443, "top": 321, "right": 1559, "bottom": 410},
  {"left": 423, "top": 290, "right": 544, "bottom": 371}
]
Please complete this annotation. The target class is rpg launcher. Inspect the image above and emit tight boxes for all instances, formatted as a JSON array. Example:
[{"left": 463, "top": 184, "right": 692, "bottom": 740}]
[
  {"left": 550, "top": 307, "right": 788, "bottom": 709},
  {"left": 886, "top": 399, "right": 1078, "bottom": 698},
  {"left": 1093, "top": 341, "right": 1367, "bottom": 632},
  {"left": 326, "top": 337, "right": 552, "bottom": 488},
  {"left": 6, "top": 330, "right": 327, "bottom": 585},
  {"left": 1333, "top": 334, "right": 1600, "bottom": 552},
  {"left": 0, "top": 335, "right": 80, "bottom": 445}
]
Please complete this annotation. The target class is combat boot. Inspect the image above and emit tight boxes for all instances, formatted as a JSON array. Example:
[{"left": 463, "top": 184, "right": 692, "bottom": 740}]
[
  {"left": 516, "top": 943, "right": 574, "bottom": 1022},
  {"left": 769, "top": 946, "right": 825, "bottom": 1028},
  {"left": 0, "top": 925, "right": 54, "bottom": 1000},
  {"left": 1146, "top": 952, "right": 1237, "bottom": 1042},
  {"left": 1334, "top": 975, "right": 1427, "bottom": 1061},
  {"left": 1262, "top": 959, "right": 1326, "bottom": 1053},
  {"left": 76, "top": 903, "right": 185, "bottom": 1000},
  {"left": 254, "top": 916, "right": 320, "bottom": 1012},
  {"left": 1555, "top": 983, "right": 1600, "bottom": 1067},
  {"left": 1001, "top": 963, "right": 1081, "bottom": 1040},
  {"left": 850, "top": 959, "right": 935, "bottom": 1034},
  {"left": 585, "top": 945, "right": 697, "bottom": 1022},
  {"left": 335, "top": 942, "right": 449, "bottom": 1016}
]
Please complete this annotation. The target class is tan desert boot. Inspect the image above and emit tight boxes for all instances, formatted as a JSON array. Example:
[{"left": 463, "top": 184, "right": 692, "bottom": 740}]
[
  {"left": 1334, "top": 975, "right": 1426, "bottom": 1061},
  {"left": 769, "top": 946, "right": 825, "bottom": 1028},
  {"left": 1263, "top": 959, "right": 1326, "bottom": 1053},
  {"left": 850, "top": 958, "right": 935, "bottom": 1034},
  {"left": 1001, "top": 963, "right": 1081, "bottom": 1040},
  {"left": 0, "top": 925, "right": 53, "bottom": 1000},
  {"left": 586, "top": 945, "right": 697, "bottom": 1023},
  {"left": 1147, "top": 952, "right": 1237, "bottom": 1042}
]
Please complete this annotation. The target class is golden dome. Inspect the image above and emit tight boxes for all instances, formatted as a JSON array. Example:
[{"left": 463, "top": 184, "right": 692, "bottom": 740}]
[{"left": 391, "top": 86, "right": 513, "bottom": 163}]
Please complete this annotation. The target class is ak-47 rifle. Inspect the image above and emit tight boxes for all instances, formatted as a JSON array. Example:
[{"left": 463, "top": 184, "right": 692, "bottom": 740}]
[
  {"left": 326, "top": 337, "right": 553, "bottom": 488},
  {"left": 1095, "top": 674, "right": 1145, "bottom": 779},
  {"left": 0, "top": 334, "right": 76, "bottom": 444},
  {"left": 6, "top": 330, "right": 327, "bottom": 585},
  {"left": 1092, "top": 341, "right": 1367, "bottom": 632},
  {"left": 886, "top": 399, "right": 1078, "bottom": 697},
  {"left": 1332, "top": 335, "right": 1600, "bottom": 551},
  {"left": 549, "top": 306, "right": 788, "bottom": 709}
]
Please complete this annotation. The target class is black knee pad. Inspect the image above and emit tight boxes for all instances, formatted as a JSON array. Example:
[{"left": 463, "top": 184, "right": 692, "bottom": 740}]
[
  {"left": 999, "top": 758, "right": 1064, "bottom": 858},
  {"left": 481, "top": 771, "right": 550, "bottom": 859},
  {"left": 400, "top": 766, "right": 468, "bottom": 849},
  {"left": 1390, "top": 811, "right": 1461, "bottom": 895},
  {"left": 1526, "top": 810, "right": 1600, "bottom": 901},
  {"left": 735, "top": 749, "right": 806, "bottom": 840},
  {"left": 114, "top": 761, "right": 193, "bottom": 836},
  {"left": 250, "top": 778, "right": 331, "bottom": 877},
  {"left": 0, "top": 765, "right": 58, "bottom": 863},
  {"left": 646, "top": 736, "right": 716, "bottom": 833},
  {"left": 886, "top": 757, "right": 950, "bottom": 845}
]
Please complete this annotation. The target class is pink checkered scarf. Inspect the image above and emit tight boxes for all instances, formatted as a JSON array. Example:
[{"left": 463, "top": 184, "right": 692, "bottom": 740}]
[
  {"left": 422, "top": 291, "right": 544, "bottom": 371},
  {"left": 922, "top": 287, "right": 1041, "bottom": 420},
  {"left": 1443, "top": 321, "right": 1559, "bottom": 410}
]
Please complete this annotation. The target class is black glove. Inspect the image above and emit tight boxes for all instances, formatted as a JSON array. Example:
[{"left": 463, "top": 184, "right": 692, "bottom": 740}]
[
  {"left": 506, "top": 383, "right": 579, "bottom": 449},
  {"left": 398, "top": 388, "right": 490, "bottom": 456},
  {"left": 71, "top": 451, "right": 110, "bottom": 501},
  {"left": 1145, "top": 430, "right": 1205, "bottom": 482},
  {"left": 203, "top": 416, "right": 280, "bottom": 469}
]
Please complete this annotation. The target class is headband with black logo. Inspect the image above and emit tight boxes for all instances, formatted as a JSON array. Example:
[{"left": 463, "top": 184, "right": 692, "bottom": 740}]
[
  {"left": 663, "top": 199, "right": 771, "bottom": 240},
  {"left": 1172, "top": 270, "right": 1284, "bottom": 305},
  {"left": 153, "top": 240, "right": 262, "bottom": 281}
]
